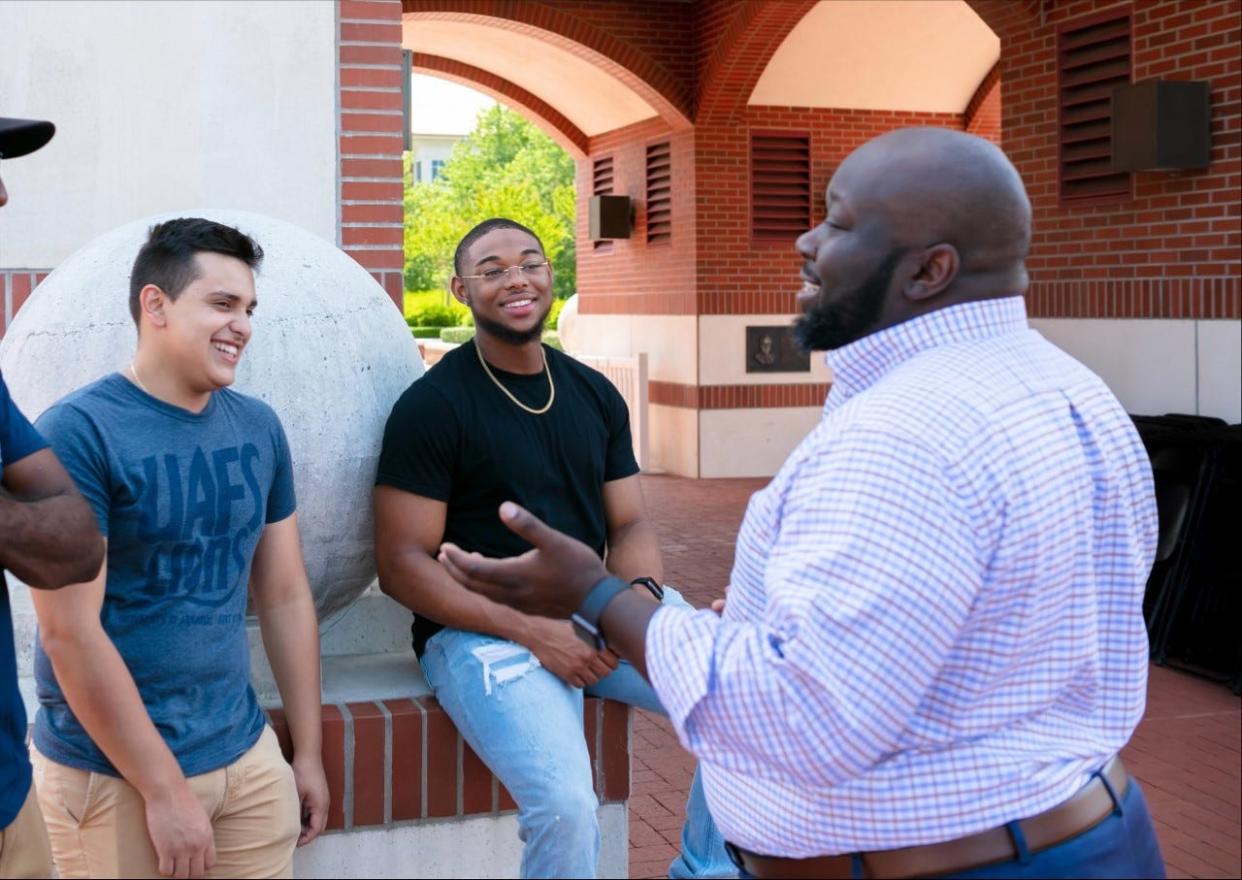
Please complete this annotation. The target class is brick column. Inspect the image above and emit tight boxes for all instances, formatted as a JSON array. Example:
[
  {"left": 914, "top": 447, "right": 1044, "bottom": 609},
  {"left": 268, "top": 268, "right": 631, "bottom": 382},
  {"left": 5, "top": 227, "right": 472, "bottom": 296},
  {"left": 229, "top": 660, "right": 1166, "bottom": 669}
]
[{"left": 338, "top": 0, "right": 407, "bottom": 308}]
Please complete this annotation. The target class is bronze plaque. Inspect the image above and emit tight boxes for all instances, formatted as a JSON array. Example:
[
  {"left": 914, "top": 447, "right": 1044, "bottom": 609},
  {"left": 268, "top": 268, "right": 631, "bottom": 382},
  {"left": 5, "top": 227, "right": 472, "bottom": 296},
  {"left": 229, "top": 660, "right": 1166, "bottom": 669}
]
[{"left": 745, "top": 325, "right": 809, "bottom": 373}]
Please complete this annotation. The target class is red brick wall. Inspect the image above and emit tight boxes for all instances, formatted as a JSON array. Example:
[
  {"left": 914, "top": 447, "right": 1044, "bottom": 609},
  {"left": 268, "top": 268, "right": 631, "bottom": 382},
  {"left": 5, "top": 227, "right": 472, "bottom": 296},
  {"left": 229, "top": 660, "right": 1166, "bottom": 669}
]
[
  {"left": 577, "top": 119, "right": 697, "bottom": 315},
  {"left": 578, "top": 107, "right": 964, "bottom": 318},
  {"left": 267, "top": 695, "right": 629, "bottom": 830},
  {"left": 340, "top": 0, "right": 407, "bottom": 307},
  {"left": 989, "top": 0, "right": 1240, "bottom": 319},
  {"left": 651, "top": 381, "right": 831, "bottom": 409},
  {"left": 540, "top": 0, "right": 697, "bottom": 112},
  {"left": 1, "top": 270, "right": 50, "bottom": 337}
]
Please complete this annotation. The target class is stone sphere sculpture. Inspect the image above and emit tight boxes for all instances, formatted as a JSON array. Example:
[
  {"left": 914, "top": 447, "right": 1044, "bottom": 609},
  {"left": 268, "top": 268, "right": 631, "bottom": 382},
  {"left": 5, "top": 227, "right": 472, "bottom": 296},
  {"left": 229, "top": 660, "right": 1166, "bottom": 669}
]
[
  {"left": 556, "top": 292, "right": 580, "bottom": 354},
  {"left": 0, "top": 210, "right": 423, "bottom": 626}
]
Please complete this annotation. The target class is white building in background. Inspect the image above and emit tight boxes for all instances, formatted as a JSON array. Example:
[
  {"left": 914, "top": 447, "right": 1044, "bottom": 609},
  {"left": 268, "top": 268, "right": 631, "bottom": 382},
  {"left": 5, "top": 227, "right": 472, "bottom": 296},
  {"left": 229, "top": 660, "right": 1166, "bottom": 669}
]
[{"left": 408, "top": 73, "right": 495, "bottom": 183}]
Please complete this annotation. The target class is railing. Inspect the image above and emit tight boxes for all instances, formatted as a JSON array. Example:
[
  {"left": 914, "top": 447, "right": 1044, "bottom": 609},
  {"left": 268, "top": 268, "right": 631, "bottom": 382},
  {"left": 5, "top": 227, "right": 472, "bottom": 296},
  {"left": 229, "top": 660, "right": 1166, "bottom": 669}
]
[{"left": 575, "top": 352, "right": 650, "bottom": 472}]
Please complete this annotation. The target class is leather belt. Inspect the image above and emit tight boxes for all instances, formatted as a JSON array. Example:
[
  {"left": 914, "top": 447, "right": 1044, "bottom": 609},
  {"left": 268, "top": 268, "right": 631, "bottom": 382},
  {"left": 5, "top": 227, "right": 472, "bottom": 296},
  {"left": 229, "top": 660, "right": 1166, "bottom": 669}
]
[{"left": 731, "top": 756, "right": 1129, "bottom": 879}]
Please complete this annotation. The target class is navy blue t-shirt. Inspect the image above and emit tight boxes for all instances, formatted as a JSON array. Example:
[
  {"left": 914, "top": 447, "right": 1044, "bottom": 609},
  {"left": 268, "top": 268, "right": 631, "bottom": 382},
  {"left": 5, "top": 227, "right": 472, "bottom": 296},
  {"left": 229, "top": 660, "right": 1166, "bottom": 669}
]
[
  {"left": 1, "top": 373, "right": 50, "bottom": 827},
  {"left": 33, "top": 374, "right": 295, "bottom": 777}
]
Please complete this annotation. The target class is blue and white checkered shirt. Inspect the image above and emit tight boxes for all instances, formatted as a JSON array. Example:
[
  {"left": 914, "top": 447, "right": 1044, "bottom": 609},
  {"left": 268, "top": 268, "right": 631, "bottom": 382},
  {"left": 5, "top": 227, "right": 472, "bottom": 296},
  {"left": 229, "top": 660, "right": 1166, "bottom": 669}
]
[{"left": 647, "top": 296, "right": 1157, "bottom": 857}]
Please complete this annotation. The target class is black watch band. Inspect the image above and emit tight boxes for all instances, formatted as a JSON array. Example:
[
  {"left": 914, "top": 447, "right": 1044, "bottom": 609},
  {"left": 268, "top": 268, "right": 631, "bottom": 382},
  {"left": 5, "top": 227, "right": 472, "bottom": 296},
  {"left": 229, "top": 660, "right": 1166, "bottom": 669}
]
[
  {"left": 571, "top": 575, "right": 630, "bottom": 650},
  {"left": 630, "top": 576, "right": 665, "bottom": 601}
]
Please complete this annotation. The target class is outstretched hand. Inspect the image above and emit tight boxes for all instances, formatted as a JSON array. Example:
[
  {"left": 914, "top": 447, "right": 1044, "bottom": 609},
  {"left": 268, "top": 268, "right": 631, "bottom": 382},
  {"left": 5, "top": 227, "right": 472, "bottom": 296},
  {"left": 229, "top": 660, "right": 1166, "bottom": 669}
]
[{"left": 438, "top": 501, "right": 609, "bottom": 618}]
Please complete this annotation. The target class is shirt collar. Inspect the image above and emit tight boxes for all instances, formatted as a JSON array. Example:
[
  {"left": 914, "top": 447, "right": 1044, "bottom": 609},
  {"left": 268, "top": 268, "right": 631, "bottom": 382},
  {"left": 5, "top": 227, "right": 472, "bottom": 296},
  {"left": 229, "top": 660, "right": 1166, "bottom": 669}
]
[{"left": 823, "top": 295, "right": 1029, "bottom": 412}]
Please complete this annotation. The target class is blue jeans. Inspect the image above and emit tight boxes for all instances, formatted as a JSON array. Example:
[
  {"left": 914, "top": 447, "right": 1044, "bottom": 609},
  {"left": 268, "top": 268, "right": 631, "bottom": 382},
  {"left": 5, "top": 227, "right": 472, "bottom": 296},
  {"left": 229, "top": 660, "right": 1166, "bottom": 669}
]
[
  {"left": 420, "top": 588, "right": 734, "bottom": 880},
  {"left": 733, "top": 772, "right": 1165, "bottom": 880}
]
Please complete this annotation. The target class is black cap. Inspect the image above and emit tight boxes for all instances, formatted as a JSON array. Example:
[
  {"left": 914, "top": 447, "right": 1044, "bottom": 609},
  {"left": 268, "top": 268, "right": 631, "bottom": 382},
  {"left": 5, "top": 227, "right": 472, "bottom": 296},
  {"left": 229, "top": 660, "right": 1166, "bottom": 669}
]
[{"left": 0, "top": 118, "right": 56, "bottom": 160}]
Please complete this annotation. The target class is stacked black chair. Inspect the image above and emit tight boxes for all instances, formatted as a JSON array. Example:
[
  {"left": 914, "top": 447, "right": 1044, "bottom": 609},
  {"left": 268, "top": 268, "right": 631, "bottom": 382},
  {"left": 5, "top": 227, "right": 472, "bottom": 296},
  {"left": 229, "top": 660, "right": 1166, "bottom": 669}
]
[{"left": 1132, "top": 414, "right": 1241, "bottom": 693}]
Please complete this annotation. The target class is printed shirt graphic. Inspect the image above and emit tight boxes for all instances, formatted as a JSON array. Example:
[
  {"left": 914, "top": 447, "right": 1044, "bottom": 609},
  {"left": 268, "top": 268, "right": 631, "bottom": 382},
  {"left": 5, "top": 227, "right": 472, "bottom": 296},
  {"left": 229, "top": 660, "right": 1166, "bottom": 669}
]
[
  {"left": 0, "top": 373, "right": 50, "bottom": 826},
  {"left": 32, "top": 374, "right": 296, "bottom": 777}
]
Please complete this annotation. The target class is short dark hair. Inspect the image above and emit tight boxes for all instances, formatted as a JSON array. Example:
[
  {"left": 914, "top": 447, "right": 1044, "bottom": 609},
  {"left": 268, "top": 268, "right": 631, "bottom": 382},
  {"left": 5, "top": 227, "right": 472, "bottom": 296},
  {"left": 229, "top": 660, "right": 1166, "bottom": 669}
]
[
  {"left": 453, "top": 218, "right": 544, "bottom": 276},
  {"left": 128, "top": 218, "right": 264, "bottom": 325}
]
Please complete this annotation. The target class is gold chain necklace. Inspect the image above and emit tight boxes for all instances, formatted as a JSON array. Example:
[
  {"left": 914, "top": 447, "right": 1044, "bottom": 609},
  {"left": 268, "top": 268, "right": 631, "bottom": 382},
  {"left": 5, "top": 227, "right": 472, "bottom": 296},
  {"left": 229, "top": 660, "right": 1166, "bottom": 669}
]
[
  {"left": 475, "top": 341, "right": 555, "bottom": 415},
  {"left": 129, "top": 362, "right": 152, "bottom": 396}
]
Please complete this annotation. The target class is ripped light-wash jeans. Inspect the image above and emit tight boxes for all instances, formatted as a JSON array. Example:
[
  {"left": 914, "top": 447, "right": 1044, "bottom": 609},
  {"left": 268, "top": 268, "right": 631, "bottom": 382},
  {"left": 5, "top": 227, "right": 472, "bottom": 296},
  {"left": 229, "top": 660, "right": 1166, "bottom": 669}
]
[{"left": 420, "top": 587, "right": 734, "bottom": 880}]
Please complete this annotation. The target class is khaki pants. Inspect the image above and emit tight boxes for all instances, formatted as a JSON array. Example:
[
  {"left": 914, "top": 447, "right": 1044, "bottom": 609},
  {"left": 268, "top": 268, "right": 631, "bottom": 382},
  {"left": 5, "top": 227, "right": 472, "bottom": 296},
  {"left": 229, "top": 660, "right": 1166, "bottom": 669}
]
[
  {"left": 0, "top": 783, "right": 53, "bottom": 880},
  {"left": 31, "top": 726, "right": 300, "bottom": 879}
]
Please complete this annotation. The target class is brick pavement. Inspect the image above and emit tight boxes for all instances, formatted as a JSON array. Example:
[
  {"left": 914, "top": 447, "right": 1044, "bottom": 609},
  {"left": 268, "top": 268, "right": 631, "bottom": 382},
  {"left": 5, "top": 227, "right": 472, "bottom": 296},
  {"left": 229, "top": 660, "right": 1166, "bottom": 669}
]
[{"left": 632, "top": 474, "right": 1241, "bottom": 880}]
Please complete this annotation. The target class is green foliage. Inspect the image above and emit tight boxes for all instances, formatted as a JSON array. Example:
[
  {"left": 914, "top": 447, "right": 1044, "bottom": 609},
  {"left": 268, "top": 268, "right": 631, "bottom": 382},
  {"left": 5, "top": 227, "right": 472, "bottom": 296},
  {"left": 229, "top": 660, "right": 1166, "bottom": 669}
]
[
  {"left": 434, "top": 326, "right": 561, "bottom": 349},
  {"left": 409, "top": 303, "right": 461, "bottom": 328},
  {"left": 547, "top": 297, "right": 566, "bottom": 329},
  {"left": 403, "top": 289, "right": 472, "bottom": 327},
  {"left": 440, "top": 327, "right": 477, "bottom": 344},
  {"left": 405, "top": 105, "right": 576, "bottom": 299},
  {"left": 403, "top": 289, "right": 437, "bottom": 318},
  {"left": 403, "top": 253, "right": 439, "bottom": 293},
  {"left": 409, "top": 326, "right": 443, "bottom": 339}
]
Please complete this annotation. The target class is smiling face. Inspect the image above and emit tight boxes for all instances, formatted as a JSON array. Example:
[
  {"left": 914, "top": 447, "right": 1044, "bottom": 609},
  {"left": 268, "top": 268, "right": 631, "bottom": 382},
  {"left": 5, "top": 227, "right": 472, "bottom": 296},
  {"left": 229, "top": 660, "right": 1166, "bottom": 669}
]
[
  {"left": 451, "top": 227, "right": 552, "bottom": 346},
  {"left": 142, "top": 251, "right": 257, "bottom": 393},
  {"left": 792, "top": 128, "right": 1035, "bottom": 353},
  {"left": 793, "top": 161, "right": 911, "bottom": 353}
]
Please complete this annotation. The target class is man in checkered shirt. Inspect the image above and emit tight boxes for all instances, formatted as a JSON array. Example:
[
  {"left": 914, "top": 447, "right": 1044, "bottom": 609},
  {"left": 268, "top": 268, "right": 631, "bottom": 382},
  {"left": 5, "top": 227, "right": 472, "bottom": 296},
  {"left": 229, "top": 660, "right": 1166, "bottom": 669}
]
[{"left": 441, "top": 127, "right": 1165, "bottom": 880}]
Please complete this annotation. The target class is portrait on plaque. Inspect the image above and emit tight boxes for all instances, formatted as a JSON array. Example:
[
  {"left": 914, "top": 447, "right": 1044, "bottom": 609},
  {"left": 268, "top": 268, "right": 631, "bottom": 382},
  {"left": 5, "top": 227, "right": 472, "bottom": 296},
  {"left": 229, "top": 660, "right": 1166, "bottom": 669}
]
[{"left": 745, "top": 325, "right": 810, "bottom": 373}]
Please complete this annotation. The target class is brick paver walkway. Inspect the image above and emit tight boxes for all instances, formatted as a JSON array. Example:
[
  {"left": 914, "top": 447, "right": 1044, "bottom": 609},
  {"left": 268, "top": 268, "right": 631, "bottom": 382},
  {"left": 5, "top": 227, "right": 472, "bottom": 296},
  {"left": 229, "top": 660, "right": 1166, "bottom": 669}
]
[{"left": 632, "top": 474, "right": 1241, "bottom": 880}]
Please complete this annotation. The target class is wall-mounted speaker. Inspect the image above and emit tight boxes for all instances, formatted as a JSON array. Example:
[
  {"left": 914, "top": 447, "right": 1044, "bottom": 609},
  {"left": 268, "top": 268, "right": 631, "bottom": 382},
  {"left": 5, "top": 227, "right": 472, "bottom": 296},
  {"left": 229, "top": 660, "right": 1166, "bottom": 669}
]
[
  {"left": 1112, "top": 80, "right": 1211, "bottom": 172},
  {"left": 589, "top": 195, "right": 632, "bottom": 240}
]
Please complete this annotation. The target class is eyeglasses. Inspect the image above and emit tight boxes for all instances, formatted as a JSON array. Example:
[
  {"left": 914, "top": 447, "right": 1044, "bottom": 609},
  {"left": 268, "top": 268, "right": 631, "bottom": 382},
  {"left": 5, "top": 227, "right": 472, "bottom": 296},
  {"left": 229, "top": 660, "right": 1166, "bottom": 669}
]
[{"left": 458, "top": 260, "right": 551, "bottom": 285}]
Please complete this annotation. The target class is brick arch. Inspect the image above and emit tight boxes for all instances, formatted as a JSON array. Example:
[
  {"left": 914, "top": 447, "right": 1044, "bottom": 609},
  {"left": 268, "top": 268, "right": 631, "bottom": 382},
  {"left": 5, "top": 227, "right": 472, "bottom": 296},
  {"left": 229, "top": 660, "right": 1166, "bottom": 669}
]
[
  {"left": 412, "top": 54, "right": 589, "bottom": 159},
  {"left": 697, "top": 0, "right": 1025, "bottom": 128},
  {"left": 963, "top": 60, "right": 1001, "bottom": 143},
  {"left": 695, "top": 0, "right": 819, "bottom": 126},
  {"left": 402, "top": 1, "right": 693, "bottom": 131}
]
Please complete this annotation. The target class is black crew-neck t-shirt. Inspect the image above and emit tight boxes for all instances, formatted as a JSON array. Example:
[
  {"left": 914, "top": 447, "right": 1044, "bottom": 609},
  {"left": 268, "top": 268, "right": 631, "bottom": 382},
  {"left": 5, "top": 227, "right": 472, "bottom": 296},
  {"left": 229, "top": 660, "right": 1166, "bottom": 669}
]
[{"left": 376, "top": 340, "right": 639, "bottom": 655}]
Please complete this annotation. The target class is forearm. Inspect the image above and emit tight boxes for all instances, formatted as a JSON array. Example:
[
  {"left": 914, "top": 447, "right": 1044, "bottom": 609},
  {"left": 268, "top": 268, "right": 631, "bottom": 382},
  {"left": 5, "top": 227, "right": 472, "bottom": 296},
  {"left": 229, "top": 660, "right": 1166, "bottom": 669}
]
[
  {"left": 604, "top": 518, "right": 663, "bottom": 583},
  {"left": 379, "top": 550, "right": 538, "bottom": 646},
  {"left": 41, "top": 624, "right": 185, "bottom": 798},
  {"left": 255, "top": 587, "right": 322, "bottom": 760},
  {"left": 598, "top": 588, "right": 660, "bottom": 678},
  {"left": 0, "top": 488, "right": 103, "bottom": 587}
]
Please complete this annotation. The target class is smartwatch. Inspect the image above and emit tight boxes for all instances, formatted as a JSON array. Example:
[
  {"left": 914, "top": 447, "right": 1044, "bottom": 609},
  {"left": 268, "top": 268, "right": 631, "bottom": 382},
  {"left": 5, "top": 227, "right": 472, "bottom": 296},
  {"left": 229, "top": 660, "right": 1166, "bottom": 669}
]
[
  {"left": 630, "top": 576, "right": 665, "bottom": 602},
  {"left": 571, "top": 575, "right": 630, "bottom": 650}
]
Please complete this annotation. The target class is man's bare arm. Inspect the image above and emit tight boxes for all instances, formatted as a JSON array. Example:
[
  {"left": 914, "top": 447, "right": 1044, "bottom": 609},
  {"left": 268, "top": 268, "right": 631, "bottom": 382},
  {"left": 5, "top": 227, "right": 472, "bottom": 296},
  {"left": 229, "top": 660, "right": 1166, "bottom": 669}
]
[
  {"left": 374, "top": 486, "right": 617, "bottom": 687},
  {"left": 249, "top": 513, "right": 329, "bottom": 847},
  {"left": 0, "top": 447, "right": 103, "bottom": 587},
  {"left": 601, "top": 474, "right": 663, "bottom": 585}
]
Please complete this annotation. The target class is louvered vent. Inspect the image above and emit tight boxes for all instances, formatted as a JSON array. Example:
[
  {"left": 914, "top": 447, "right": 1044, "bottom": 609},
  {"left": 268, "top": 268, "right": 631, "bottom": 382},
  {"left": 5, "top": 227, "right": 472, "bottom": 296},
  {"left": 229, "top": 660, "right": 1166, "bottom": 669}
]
[
  {"left": 1058, "top": 10, "right": 1132, "bottom": 203},
  {"left": 646, "top": 142, "right": 672, "bottom": 244},
  {"left": 593, "top": 156, "right": 614, "bottom": 251},
  {"left": 751, "top": 133, "right": 811, "bottom": 241}
]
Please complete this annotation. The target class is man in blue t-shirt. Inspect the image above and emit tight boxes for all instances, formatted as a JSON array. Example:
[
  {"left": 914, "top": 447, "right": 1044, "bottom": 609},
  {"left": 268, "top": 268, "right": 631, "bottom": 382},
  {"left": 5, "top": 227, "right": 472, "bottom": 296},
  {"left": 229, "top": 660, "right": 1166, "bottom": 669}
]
[
  {"left": 1, "top": 115, "right": 106, "bottom": 880},
  {"left": 29, "top": 218, "right": 328, "bottom": 879}
]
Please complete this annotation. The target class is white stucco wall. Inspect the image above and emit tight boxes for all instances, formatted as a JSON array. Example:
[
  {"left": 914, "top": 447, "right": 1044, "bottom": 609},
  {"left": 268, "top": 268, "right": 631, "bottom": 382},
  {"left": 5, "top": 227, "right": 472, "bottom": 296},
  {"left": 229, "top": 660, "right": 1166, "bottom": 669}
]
[
  {"left": 0, "top": 0, "right": 338, "bottom": 267},
  {"left": 1032, "top": 318, "right": 1242, "bottom": 424},
  {"left": 698, "top": 314, "right": 833, "bottom": 386}
]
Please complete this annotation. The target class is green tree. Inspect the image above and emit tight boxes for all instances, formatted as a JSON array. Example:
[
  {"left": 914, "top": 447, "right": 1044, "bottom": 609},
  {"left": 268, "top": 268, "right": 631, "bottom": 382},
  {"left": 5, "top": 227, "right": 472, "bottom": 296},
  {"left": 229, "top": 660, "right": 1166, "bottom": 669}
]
[{"left": 404, "top": 105, "right": 577, "bottom": 300}]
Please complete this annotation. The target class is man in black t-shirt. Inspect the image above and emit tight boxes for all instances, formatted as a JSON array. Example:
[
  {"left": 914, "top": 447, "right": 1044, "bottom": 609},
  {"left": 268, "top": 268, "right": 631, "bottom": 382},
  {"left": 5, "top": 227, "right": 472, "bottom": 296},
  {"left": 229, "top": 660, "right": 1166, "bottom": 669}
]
[{"left": 374, "top": 219, "right": 732, "bottom": 879}]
